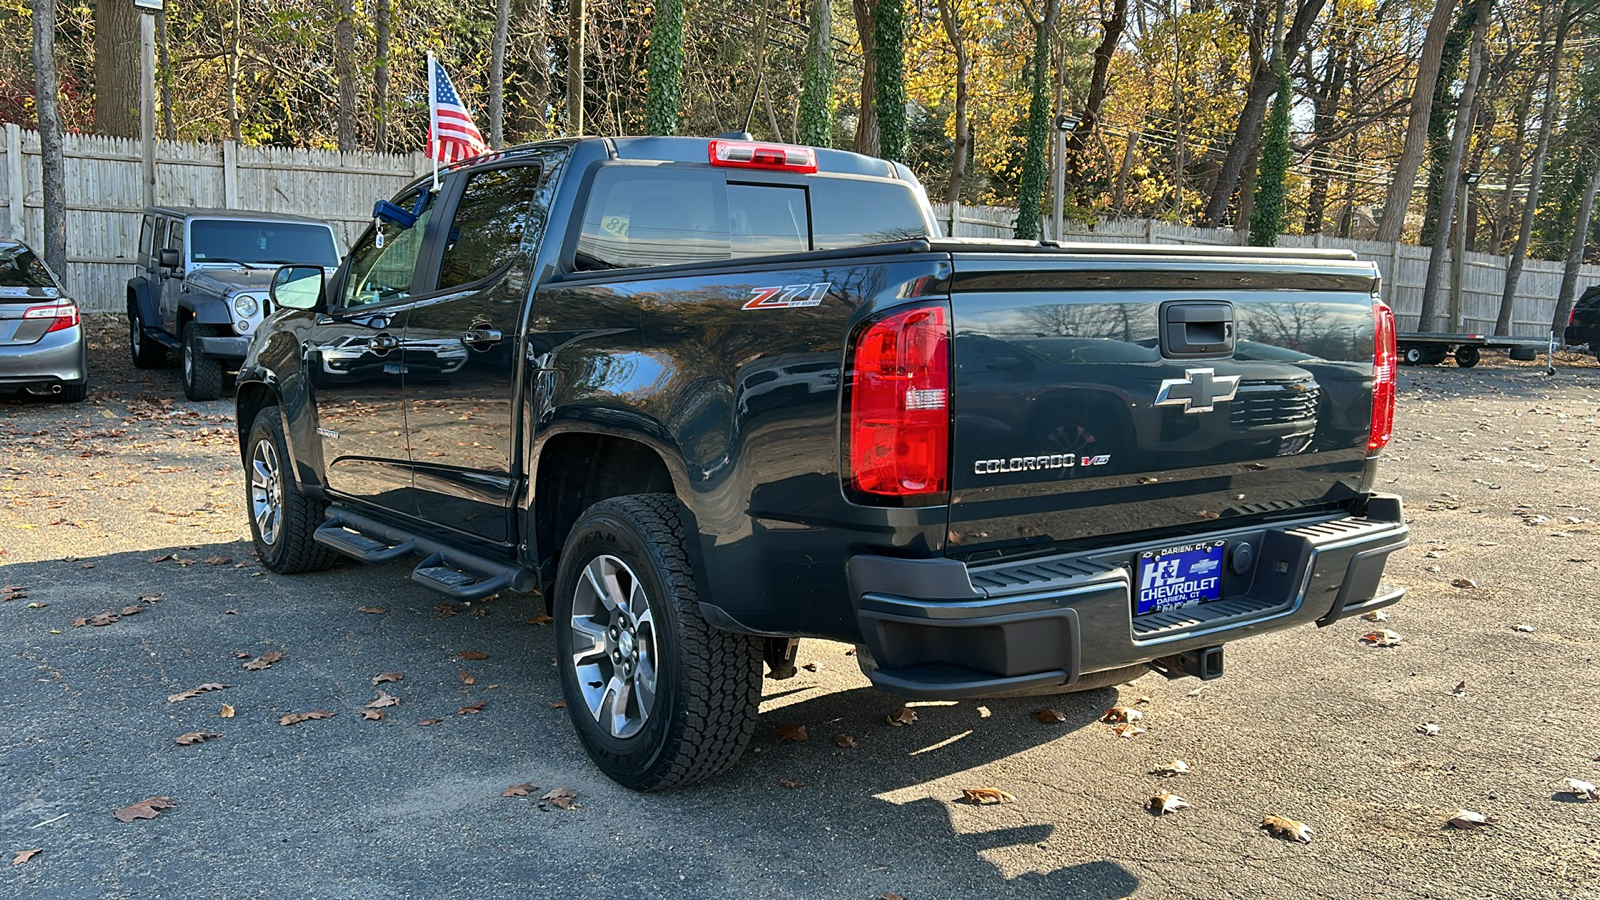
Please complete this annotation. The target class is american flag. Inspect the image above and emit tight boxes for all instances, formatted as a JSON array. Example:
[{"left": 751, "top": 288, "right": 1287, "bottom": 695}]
[{"left": 428, "top": 54, "right": 487, "bottom": 164}]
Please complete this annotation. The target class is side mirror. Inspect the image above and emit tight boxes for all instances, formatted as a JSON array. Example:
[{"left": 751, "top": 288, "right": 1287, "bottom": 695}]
[
  {"left": 271, "top": 265, "right": 326, "bottom": 312},
  {"left": 158, "top": 248, "right": 181, "bottom": 269}
]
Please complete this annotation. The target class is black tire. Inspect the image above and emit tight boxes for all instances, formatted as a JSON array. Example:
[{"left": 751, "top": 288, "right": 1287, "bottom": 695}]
[
  {"left": 1422, "top": 346, "right": 1449, "bottom": 366},
  {"left": 48, "top": 382, "right": 88, "bottom": 403},
  {"left": 128, "top": 303, "right": 166, "bottom": 369},
  {"left": 553, "top": 494, "right": 763, "bottom": 790},
  {"left": 855, "top": 645, "right": 1148, "bottom": 698},
  {"left": 1400, "top": 344, "right": 1424, "bottom": 366},
  {"left": 181, "top": 322, "right": 224, "bottom": 401},
  {"left": 1593, "top": 346, "right": 1600, "bottom": 364},
  {"left": 244, "top": 407, "right": 337, "bottom": 574},
  {"left": 1454, "top": 345, "right": 1480, "bottom": 368}
]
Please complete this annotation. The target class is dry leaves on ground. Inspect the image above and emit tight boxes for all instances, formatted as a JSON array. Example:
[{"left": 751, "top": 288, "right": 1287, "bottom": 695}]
[
  {"left": 1151, "top": 760, "right": 1190, "bottom": 777},
  {"left": 11, "top": 849, "right": 41, "bottom": 866},
  {"left": 1361, "top": 629, "right": 1404, "bottom": 648},
  {"left": 1452, "top": 681, "right": 1467, "bottom": 695},
  {"left": 205, "top": 556, "right": 231, "bottom": 566},
  {"left": 278, "top": 710, "right": 333, "bottom": 726},
  {"left": 1447, "top": 809, "right": 1497, "bottom": 828},
  {"left": 772, "top": 722, "right": 809, "bottom": 742},
  {"left": 457, "top": 701, "right": 486, "bottom": 715},
  {"left": 778, "top": 778, "right": 805, "bottom": 789},
  {"left": 538, "top": 788, "right": 579, "bottom": 811},
  {"left": 73, "top": 613, "right": 119, "bottom": 627},
  {"left": 1451, "top": 577, "right": 1478, "bottom": 589},
  {"left": 1360, "top": 610, "right": 1389, "bottom": 622},
  {"left": 418, "top": 718, "right": 443, "bottom": 726},
  {"left": 1101, "top": 706, "right": 1143, "bottom": 724},
  {"left": 1111, "top": 723, "right": 1147, "bottom": 739},
  {"left": 167, "top": 683, "right": 229, "bottom": 703},
  {"left": 372, "top": 672, "right": 402, "bottom": 685},
  {"left": 174, "top": 731, "right": 222, "bottom": 746},
  {"left": 366, "top": 691, "right": 400, "bottom": 709},
  {"left": 1262, "top": 815, "right": 1313, "bottom": 843},
  {"left": 356, "top": 606, "right": 385, "bottom": 614},
  {"left": 833, "top": 733, "right": 857, "bottom": 748},
  {"left": 1031, "top": 708, "right": 1067, "bottom": 723},
  {"left": 1149, "top": 792, "right": 1190, "bottom": 815},
  {"left": 219, "top": 704, "right": 234, "bottom": 718},
  {"left": 502, "top": 782, "right": 536, "bottom": 797},
  {"left": 459, "top": 670, "right": 476, "bottom": 685},
  {"left": 120, "top": 605, "right": 142, "bottom": 616},
  {"left": 242, "top": 650, "right": 284, "bottom": 670},
  {"left": 527, "top": 613, "right": 554, "bottom": 626},
  {"left": 360, "top": 710, "right": 384, "bottom": 721},
  {"left": 459, "top": 650, "right": 488, "bottom": 660},
  {"left": 885, "top": 707, "right": 918, "bottom": 727},
  {"left": 959, "top": 787, "right": 1016, "bottom": 805},
  {"left": 1563, "top": 778, "right": 1599, "bottom": 801},
  {"left": 547, "top": 700, "right": 566, "bottom": 709},
  {"left": 114, "top": 797, "right": 175, "bottom": 823},
  {"left": 1417, "top": 723, "right": 1441, "bottom": 736},
  {"left": 1514, "top": 624, "right": 1536, "bottom": 633}
]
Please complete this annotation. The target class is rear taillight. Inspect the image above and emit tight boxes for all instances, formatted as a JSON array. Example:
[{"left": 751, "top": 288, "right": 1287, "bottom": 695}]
[
  {"left": 1569, "top": 306, "right": 1577, "bottom": 327},
  {"left": 845, "top": 304, "right": 951, "bottom": 503},
  {"left": 23, "top": 300, "right": 79, "bottom": 334},
  {"left": 1369, "top": 301, "right": 1397, "bottom": 454}
]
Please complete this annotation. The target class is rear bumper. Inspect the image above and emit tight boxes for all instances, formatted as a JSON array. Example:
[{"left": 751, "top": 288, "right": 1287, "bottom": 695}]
[
  {"left": 0, "top": 327, "right": 87, "bottom": 388},
  {"left": 848, "top": 494, "right": 1409, "bottom": 699}
]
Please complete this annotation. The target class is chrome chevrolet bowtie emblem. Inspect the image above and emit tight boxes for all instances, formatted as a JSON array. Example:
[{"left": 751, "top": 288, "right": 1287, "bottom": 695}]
[{"left": 1154, "top": 367, "right": 1240, "bottom": 414}]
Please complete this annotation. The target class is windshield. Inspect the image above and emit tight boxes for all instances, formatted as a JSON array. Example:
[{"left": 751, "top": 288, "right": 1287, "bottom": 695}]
[
  {"left": 189, "top": 220, "right": 339, "bottom": 267},
  {"left": 0, "top": 244, "right": 56, "bottom": 288}
]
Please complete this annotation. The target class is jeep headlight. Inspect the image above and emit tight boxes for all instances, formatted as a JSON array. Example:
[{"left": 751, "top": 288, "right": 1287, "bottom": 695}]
[{"left": 233, "top": 294, "right": 260, "bottom": 318}]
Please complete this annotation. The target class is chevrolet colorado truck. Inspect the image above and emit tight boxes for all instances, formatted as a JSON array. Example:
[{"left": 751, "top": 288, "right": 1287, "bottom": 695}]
[{"left": 238, "top": 135, "right": 1408, "bottom": 790}]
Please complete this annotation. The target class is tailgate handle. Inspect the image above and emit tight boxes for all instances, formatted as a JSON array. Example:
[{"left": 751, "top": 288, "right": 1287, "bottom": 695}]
[{"left": 1160, "top": 301, "right": 1234, "bottom": 358}]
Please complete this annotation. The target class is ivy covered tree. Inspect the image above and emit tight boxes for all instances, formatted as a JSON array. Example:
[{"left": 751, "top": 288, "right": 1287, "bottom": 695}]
[
  {"left": 1012, "top": 0, "right": 1060, "bottom": 240},
  {"left": 1248, "top": 66, "right": 1293, "bottom": 247},
  {"left": 873, "top": 0, "right": 907, "bottom": 162},
  {"left": 644, "top": 0, "right": 686, "bottom": 135},
  {"left": 797, "top": 0, "right": 833, "bottom": 147}
]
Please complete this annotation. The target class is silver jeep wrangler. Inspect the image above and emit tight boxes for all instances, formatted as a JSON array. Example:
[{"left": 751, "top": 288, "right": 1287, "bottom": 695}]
[{"left": 126, "top": 208, "right": 341, "bottom": 400}]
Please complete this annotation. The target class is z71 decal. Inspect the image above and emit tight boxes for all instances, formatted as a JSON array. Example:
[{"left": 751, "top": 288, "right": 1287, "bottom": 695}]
[{"left": 742, "top": 283, "right": 832, "bottom": 310}]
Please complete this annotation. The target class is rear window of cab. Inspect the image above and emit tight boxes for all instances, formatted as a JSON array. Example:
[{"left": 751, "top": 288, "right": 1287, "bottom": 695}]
[{"left": 573, "top": 165, "right": 933, "bottom": 272}]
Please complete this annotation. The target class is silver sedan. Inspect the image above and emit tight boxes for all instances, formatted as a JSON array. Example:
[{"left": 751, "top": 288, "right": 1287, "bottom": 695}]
[{"left": 0, "top": 240, "right": 87, "bottom": 402}]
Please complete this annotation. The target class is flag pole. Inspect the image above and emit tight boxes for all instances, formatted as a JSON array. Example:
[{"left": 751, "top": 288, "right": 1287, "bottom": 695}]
[{"left": 427, "top": 51, "right": 440, "bottom": 192}]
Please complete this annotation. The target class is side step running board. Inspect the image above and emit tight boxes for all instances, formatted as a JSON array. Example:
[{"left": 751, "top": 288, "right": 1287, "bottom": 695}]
[{"left": 314, "top": 508, "right": 534, "bottom": 601}]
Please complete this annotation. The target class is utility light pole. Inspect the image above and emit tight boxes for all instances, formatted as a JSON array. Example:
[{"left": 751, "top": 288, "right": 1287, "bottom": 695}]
[
  {"left": 134, "top": 0, "right": 162, "bottom": 209},
  {"left": 1450, "top": 170, "right": 1482, "bottom": 332},
  {"left": 1051, "top": 113, "right": 1079, "bottom": 242}
]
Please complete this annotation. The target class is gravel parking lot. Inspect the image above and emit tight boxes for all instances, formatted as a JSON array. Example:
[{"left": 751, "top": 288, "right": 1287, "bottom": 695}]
[{"left": 2, "top": 318, "right": 1598, "bottom": 899}]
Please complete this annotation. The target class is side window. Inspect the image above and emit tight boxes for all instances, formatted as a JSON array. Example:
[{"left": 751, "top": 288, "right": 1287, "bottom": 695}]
[
  {"left": 139, "top": 215, "right": 154, "bottom": 259},
  {"left": 168, "top": 220, "right": 185, "bottom": 264},
  {"left": 808, "top": 178, "right": 931, "bottom": 249},
  {"left": 575, "top": 167, "right": 729, "bottom": 270},
  {"left": 152, "top": 219, "right": 168, "bottom": 263},
  {"left": 434, "top": 165, "right": 544, "bottom": 290},
  {"left": 341, "top": 189, "right": 438, "bottom": 308}
]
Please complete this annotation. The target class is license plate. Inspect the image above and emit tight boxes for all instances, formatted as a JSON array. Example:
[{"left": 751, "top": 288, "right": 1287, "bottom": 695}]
[{"left": 1135, "top": 541, "right": 1226, "bottom": 616}]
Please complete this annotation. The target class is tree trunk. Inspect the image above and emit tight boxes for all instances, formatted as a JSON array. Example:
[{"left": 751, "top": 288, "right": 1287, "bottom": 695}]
[
  {"left": 1553, "top": 154, "right": 1600, "bottom": 334},
  {"left": 568, "top": 0, "right": 585, "bottom": 134},
  {"left": 156, "top": 9, "right": 175, "bottom": 140},
  {"left": 1202, "top": 0, "right": 1327, "bottom": 227},
  {"left": 1248, "top": 67, "right": 1293, "bottom": 246},
  {"left": 937, "top": 0, "right": 969, "bottom": 203},
  {"left": 1497, "top": 1, "right": 1568, "bottom": 334},
  {"left": 487, "top": 0, "right": 509, "bottom": 146},
  {"left": 1419, "top": 0, "right": 1489, "bottom": 246},
  {"left": 374, "top": 0, "right": 391, "bottom": 151},
  {"left": 33, "top": 0, "right": 67, "bottom": 274},
  {"left": 644, "top": 0, "right": 685, "bottom": 136},
  {"left": 872, "top": 0, "right": 907, "bottom": 162},
  {"left": 1110, "top": 128, "right": 1141, "bottom": 214},
  {"left": 335, "top": 0, "right": 357, "bottom": 150},
  {"left": 227, "top": 0, "right": 242, "bottom": 144},
  {"left": 1304, "top": 16, "right": 1351, "bottom": 234},
  {"left": 93, "top": 0, "right": 141, "bottom": 137},
  {"left": 1415, "top": 0, "right": 1489, "bottom": 332},
  {"left": 798, "top": 0, "right": 834, "bottom": 146},
  {"left": 852, "top": 0, "right": 879, "bottom": 156},
  {"left": 1013, "top": 0, "right": 1062, "bottom": 239},
  {"left": 1375, "top": 0, "right": 1461, "bottom": 242},
  {"left": 513, "top": 0, "right": 549, "bottom": 141},
  {"left": 1066, "top": 0, "right": 1128, "bottom": 198}
]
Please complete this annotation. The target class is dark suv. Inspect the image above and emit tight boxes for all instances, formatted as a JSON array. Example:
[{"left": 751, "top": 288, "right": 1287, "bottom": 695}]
[{"left": 1565, "top": 285, "right": 1600, "bottom": 358}]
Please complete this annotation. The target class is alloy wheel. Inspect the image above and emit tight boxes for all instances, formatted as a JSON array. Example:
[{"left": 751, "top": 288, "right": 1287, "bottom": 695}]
[
  {"left": 568, "top": 554, "right": 659, "bottom": 740},
  {"left": 249, "top": 438, "right": 283, "bottom": 546}
]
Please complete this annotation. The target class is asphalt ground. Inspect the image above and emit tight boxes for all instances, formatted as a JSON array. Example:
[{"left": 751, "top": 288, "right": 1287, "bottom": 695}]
[{"left": 2, "top": 318, "right": 1598, "bottom": 900}]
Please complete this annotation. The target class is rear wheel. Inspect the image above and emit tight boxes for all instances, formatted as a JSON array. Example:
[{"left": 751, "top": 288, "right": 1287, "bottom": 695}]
[
  {"left": 1454, "top": 345, "right": 1480, "bottom": 368},
  {"left": 181, "top": 322, "right": 223, "bottom": 401},
  {"left": 128, "top": 303, "right": 166, "bottom": 369},
  {"left": 554, "top": 494, "right": 763, "bottom": 790},
  {"left": 1400, "top": 344, "right": 1425, "bottom": 366},
  {"left": 244, "top": 407, "right": 337, "bottom": 574}
]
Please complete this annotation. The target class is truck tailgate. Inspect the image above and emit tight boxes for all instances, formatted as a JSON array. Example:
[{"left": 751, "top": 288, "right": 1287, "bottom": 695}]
[{"left": 945, "top": 251, "right": 1380, "bottom": 554}]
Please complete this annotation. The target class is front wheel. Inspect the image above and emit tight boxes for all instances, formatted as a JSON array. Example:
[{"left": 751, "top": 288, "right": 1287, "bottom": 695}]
[
  {"left": 244, "top": 407, "right": 337, "bottom": 574},
  {"left": 553, "top": 494, "right": 763, "bottom": 790},
  {"left": 181, "top": 322, "right": 224, "bottom": 401}
]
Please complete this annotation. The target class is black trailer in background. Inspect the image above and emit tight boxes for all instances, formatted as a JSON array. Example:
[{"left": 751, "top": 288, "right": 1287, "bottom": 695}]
[{"left": 1396, "top": 331, "right": 1556, "bottom": 372}]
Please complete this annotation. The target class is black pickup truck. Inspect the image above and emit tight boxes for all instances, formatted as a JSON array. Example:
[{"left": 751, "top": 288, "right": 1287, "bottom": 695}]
[{"left": 239, "top": 135, "right": 1408, "bottom": 790}]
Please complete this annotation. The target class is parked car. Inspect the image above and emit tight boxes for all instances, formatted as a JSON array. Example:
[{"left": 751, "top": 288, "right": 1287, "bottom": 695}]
[
  {"left": 0, "top": 239, "right": 87, "bottom": 403},
  {"left": 1564, "top": 284, "right": 1600, "bottom": 358},
  {"left": 126, "top": 207, "right": 341, "bottom": 400},
  {"left": 237, "top": 135, "right": 1407, "bottom": 791}
]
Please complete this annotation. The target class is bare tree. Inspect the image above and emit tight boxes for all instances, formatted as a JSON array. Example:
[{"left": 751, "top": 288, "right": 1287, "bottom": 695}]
[
  {"left": 1375, "top": 0, "right": 1461, "bottom": 242},
  {"left": 936, "top": 0, "right": 970, "bottom": 203},
  {"left": 491, "top": 0, "right": 511, "bottom": 147},
  {"left": 1066, "top": 0, "right": 1128, "bottom": 202},
  {"left": 568, "top": 0, "right": 586, "bottom": 134},
  {"left": 335, "top": 0, "right": 357, "bottom": 150},
  {"left": 157, "top": 8, "right": 175, "bottom": 139},
  {"left": 853, "top": 0, "right": 880, "bottom": 156},
  {"left": 93, "top": 0, "right": 141, "bottom": 137},
  {"left": 227, "top": 0, "right": 242, "bottom": 143},
  {"left": 375, "top": 0, "right": 392, "bottom": 151},
  {"left": 1553, "top": 154, "right": 1600, "bottom": 334},
  {"left": 33, "top": 0, "right": 66, "bottom": 273}
]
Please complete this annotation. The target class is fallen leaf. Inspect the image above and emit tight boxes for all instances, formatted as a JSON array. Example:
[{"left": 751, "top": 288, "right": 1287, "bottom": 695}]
[
  {"left": 114, "top": 796, "right": 175, "bottom": 823},
  {"left": 1111, "top": 723, "right": 1147, "bottom": 739},
  {"left": 1451, "top": 578, "right": 1478, "bottom": 589},
  {"left": 372, "top": 672, "right": 403, "bottom": 685},
  {"left": 148, "top": 554, "right": 173, "bottom": 563},
  {"left": 538, "top": 788, "right": 579, "bottom": 810},
  {"left": 801, "top": 662, "right": 819, "bottom": 672},
  {"left": 1186, "top": 685, "right": 1207, "bottom": 697},
  {"left": 205, "top": 556, "right": 231, "bottom": 566},
  {"left": 356, "top": 606, "right": 385, "bottom": 614},
  {"left": 119, "top": 605, "right": 143, "bottom": 617},
  {"left": 885, "top": 707, "right": 918, "bottom": 727},
  {"left": 360, "top": 710, "right": 384, "bottom": 721},
  {"left": 1451, "top": 681, "right": 1467, "bottom": 696},
  {"left": 1132, "top": 695, "right": 1152, "bottom": 705},
  {"left": 526, "top": 613, "right": 554, "bottom": 626},
  {"left": 25, "top": 602, "right": 46, "bottom": 609},
  {"left": 1149, "top": 792, "right": 1190, "bottom": 815},
  {"left": 1514, "top": 624, "right": 1535, "bottom": 633},
  {"left": 959, "top": 787, "right": 1016, "bottom": 805},
  {"left": 219, "top": 704, "right": 234, "bottom": 718},
  {"left": 417, "top": 718, "right": 443, "bottom": 726},
  {"left": 457, "top": 700, "right": 486, "bottom": 715},
  {"left": 167, "top": 683, "right": 229, "bottom": 703},
  {"left": 174, "top": 731, "right": 222, "bottom": 746},
  {"left": 1361, "top": 629, "right": 1404, "bottom": 648},
  {"left": 1101, "top": 706, "right": 1143, "bottom": 724},
  {"left": 1031, "top": 708, "right": 1068, "bottom": 723},
  {"left": 773, "top": 722, "right": 809, "bottom": 742},
  {"left": 502, "top": 782, "right": 536, "bottom": 798},
  {"left": 833, "top": 733, "right": 857, "bottom": 748},
  {"left": 1151, "top": 760, "right": 1190, "bottom": 777},
  {"left": 547, "top": 700, "right": 566, "bottom": 709},
  {"left": 1417, "top": 723, "right": 1441, "bottom": 736},
  {"left": 879, "top": 894, "right": 907, "bottom": 900},
  {"left": 778, "top": 778, "right": 805, "bottom": 789},
  {"left": 1447, "top": 809, "right": 1497, "bottom": 828},
  {"left": 11, "top": 848, "right": 41, "bottom": 866},
  {"left": 459, "top": 650, "right": 488, "bottom": 660},
  {"left": 1562, "top": 778, "right": 1599, "bottom": 801},
  {"left": 1262, "top": 815, "right": 1313, "bottom": 843},
  {"left": 459, "top": 670, "right": 476, "bottom": 686},
  {"left": 1360, "top": 610, "right": 1389, "bottom": 622},
  {"left": 433, "top": 604, "right": 456, "bottom": 619},
  {"left": 242, "top": 650, "right": 284, "bottom": 670},
  {"left": 366, "top": 691, "right": 400, "bottom": 709},
  {"left": 277, "top": 710, "right": 333, "bottom": 726}
]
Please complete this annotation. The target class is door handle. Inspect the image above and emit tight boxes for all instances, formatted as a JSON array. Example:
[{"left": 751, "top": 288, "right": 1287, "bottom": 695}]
[
  {"left": 368, "top": 333, "right": 399, "bottom": 354},
  {"left": 462, "top": 328, "right": 503, "bottom": 350}
]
